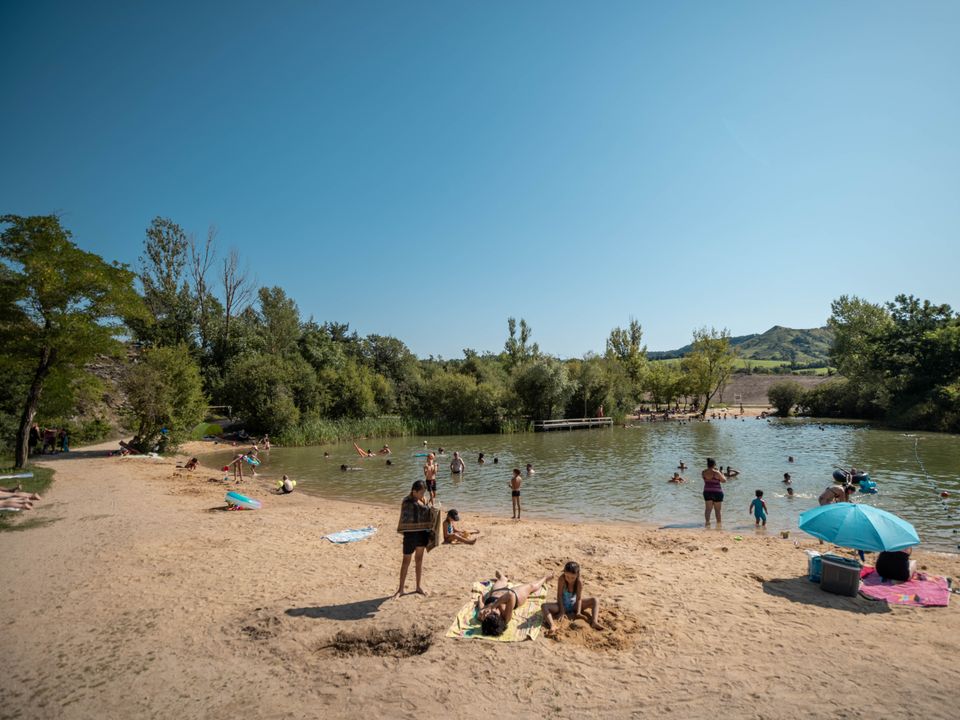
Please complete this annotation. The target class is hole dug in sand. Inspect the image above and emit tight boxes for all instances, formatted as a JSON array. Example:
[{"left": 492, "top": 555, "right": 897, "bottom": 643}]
[
  {"left": 323, "top": 626, "right": 433, "bottom": 658},
  {"left": 548, "top": 605, "right": 643, "bottom": 651}
]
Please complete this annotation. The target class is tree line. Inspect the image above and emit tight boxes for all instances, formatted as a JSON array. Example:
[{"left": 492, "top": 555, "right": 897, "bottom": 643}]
[
  {"left": 767, "top": 294, "right": 960, "bottom": 433},
  {"left": 1, "top": 215, "right": 747, "bottom": 465}
]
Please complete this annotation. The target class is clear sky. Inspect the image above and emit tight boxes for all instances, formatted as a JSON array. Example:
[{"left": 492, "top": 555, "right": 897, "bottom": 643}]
[{"left": 2, "top": 1, "right": 958, "bottom": 358}]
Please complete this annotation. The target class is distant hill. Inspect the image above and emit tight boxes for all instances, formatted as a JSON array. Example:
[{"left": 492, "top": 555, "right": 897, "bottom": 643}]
[{"left": 648, "top": 326, "right": 834, "bottom": 365}]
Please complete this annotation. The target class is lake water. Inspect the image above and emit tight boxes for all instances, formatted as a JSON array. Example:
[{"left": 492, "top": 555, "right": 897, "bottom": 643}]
[{"left": 210, "top": 418, "right": 960, "bottom": 552}]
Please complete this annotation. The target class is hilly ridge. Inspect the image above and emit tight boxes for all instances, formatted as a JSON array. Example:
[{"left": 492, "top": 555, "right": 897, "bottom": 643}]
[{"left": 648, "top": 326, "right": 834, "bottom": 365}]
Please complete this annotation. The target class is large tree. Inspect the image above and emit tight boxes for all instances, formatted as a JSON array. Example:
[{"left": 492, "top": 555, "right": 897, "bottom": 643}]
[
  {"left": 0, "top": 215, "right": 142, "bottom": 467},
  {"left": 132, "top": 217, "right": 195, "bottom": 347},
  {"left": 682, "top": 327, "right": 736, "bottom": 418}
]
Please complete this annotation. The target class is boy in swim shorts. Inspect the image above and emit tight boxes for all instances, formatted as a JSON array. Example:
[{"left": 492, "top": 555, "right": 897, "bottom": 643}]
[{"left": 510, "top": 468, "right": 522, "bottom": 520}]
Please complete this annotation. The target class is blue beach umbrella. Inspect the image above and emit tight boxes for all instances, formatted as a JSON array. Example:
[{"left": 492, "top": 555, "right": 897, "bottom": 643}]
[{"left": 798, "top": 504, "right": 920, "bottom": 552}]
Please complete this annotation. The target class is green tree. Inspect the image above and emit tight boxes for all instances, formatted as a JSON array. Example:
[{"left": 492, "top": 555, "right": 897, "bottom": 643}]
[
  {"left": 513, "top": 356, "right": 571, "bottom": 422},
  {"left": 767, "top": 380, "right": 804, "bottom": 416},
  {"left": 606, "top": 319, "right": 647, "bottom": 389},
  {"left": 644, "top": 361, "right": 683, "bottom": 409},
  {"left": 131, "top": 217, "right": 196, "bottom": 347},
  {"left": 125, "top": 345, "right": 207, "bottom": 451},
  {"left": 504, "top": 317, "right": 538, "bottom": 370},
  {"left": 0, "top": 215, "right": 143, "bottom": 467},
  {"left": 254, "top": 286, "right": 301, "bottom": 356},
  {"left": 682, "top": 327, "right": 736, "bottom": 418}
]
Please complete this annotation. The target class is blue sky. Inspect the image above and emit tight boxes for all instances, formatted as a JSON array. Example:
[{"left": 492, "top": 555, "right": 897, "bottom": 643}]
[{"left": 2, "top": 1, "right": 958, "bottom": 357}]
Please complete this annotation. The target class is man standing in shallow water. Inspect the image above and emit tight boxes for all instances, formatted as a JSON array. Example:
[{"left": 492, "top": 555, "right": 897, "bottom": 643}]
[{"left": 424, "top": 453, "right": 438, "bottom": 506}]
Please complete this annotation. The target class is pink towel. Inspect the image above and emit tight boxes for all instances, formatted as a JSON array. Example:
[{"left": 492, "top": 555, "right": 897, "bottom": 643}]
[{"left": 860, "top": 568, "right": 951, "bottom": 607}]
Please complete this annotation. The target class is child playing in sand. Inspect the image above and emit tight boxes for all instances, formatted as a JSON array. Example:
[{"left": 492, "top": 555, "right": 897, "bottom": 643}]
[
  {"left": 442, "top": 509, "right": 480, "bottom": 544},
  {"left": 510, "top": 468, "right": 522, "bottom": 520},
  {"left": 542, "top": 561, "right": 605, "bottom": 637},
  {"left": 184, "top": 457, "right": 199, "bottom": 471},
  {"left": 749, "top": 490, "right": 768, "bottom": 526}
]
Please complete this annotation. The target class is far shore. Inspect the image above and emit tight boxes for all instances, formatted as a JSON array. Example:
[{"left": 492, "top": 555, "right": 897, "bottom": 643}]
[{"left": 0, "top": 439, "right": 956, "bottom": 719}]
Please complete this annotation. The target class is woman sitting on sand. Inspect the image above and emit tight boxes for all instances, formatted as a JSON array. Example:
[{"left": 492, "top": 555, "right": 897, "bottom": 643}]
[
  {"left": 476, "top": 571, "right": 550, "bottom": 636},
  {"left": 442, "top": 509, "right": 479, "bottom": 544}
]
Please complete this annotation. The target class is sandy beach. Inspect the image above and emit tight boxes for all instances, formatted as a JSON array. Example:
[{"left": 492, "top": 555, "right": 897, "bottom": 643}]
[{"left": 2, "top": 441, "right": 958, "bottom": 720}]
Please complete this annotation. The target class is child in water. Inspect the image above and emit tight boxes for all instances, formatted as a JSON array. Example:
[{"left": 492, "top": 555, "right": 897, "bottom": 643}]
[
  {"left": 510, "top": 469, "right": 522, "bottom": 520},
  {"left": 542, "top": 561, "right": 605, "bottom": 637},
  {"left": 749, "top": 490, "right": 768, "bottom": 526}
]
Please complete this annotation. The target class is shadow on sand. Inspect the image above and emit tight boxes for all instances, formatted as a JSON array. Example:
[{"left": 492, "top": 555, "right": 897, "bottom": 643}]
[
  {"left": 762, "top": 577, "right": 890, "bottom": 614},
  {"left": 286, "top": 597, "right": 390, "bottom": 622}
]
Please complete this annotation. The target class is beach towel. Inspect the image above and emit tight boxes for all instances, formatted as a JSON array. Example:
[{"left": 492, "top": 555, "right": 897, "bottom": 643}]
[
  {"left": 445, "top": 580, "right": 548, "bottom": 642},
  {"left": 859, "top": 567, "right": 951, "bottom": 607},
  {"left": 426, "top": 504, "right": 443, "bottom": 552},
  {"left": 324, "top": 526, "right": 377, "bottom": 544}
]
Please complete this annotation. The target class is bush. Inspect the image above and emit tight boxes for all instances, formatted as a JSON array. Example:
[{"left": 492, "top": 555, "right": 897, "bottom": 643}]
[
  {"left": 767, "top": 380, "right": 805, "bottom": 416},
  {"left": 125, "top": 344, "right": 207, "bottom": 452}
]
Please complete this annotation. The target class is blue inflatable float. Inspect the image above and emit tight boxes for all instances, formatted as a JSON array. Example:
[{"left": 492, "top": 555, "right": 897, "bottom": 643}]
[{"left": 225, "top": 491, "right": 261, "bottom": 510}]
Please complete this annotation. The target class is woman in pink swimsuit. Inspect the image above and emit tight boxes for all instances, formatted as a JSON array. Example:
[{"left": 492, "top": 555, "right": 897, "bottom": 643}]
[{"left": 701, "top": 457, "right": 727, "bottom": 527}]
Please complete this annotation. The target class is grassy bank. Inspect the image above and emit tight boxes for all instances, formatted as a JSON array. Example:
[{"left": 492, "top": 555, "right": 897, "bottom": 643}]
[
  {"left": 0, "top": 462, "right": 55, "bottom": 531},
  {"left": 275, "top": 416, "right": 532, "bottom": 447}
]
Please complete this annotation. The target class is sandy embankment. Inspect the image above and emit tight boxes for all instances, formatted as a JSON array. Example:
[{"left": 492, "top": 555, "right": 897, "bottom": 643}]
[{"left": 1, "top": 440, "right": 957, "bottom": 720}]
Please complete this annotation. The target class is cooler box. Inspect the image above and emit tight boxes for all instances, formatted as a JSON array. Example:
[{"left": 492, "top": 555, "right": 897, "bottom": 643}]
[
  {"left": 820, "top": 555, "right": 862, "bottom": 597},
  {"left": 805, "top": 550, "right": 823, "bottom": 582}
]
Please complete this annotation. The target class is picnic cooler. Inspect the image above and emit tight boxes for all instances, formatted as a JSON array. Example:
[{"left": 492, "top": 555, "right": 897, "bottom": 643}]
[
  {"left": 820, "top": 555, "right": 862, "bottom": 597},
  {"left": 805, "top": 550, "right": 823, "bottom": 582}
]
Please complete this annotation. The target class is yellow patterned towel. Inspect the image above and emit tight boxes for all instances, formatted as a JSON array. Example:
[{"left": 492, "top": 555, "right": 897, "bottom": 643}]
[{"left": 445, "top": 580, "right": 548, "bottom": 642}]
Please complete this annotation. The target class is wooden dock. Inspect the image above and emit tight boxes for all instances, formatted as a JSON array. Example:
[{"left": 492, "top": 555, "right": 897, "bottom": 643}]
[{"left": 534, "top": 417, "right": 614, "bottom": 432}]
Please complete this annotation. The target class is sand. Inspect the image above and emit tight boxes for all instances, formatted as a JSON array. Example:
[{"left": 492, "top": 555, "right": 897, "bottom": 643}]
[{"left": 1, "top": 440, "right": 957, "bottom": 720}]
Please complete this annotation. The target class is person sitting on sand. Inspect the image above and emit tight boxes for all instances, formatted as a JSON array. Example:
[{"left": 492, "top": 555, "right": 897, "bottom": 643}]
[
  {"left": 442, "top": 509, "right": 479, "bottom": 544},
  {"left": 818, "top": 484, "right": 855, "bottom": 506},
  {"left": 184, "top": 457, "right": 199, "bottom": 471},
  {"left": 450, "top": 451, "right": 465, "bottom": 474},
  {"left": 669, "top": 472, "right": 686, "bottom": 484},
  {"left": 276, "top": 474, "right": 296, "bottom": 494},
  {"left": 876, "top": 547, "right": 917, "bottom": 582},
  {"left": 476, "top": 571, "right": 550, "bottom": 636},
  {"left": 724, "top": 466, "right": 740, "bottom": 478},
  {"left": 542, "top": 561, "right": 605, "bottom": 637}
]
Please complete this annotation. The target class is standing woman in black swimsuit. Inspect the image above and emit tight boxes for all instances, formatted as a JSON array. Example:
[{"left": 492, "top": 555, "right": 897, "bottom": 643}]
[{"left": 701, "top": 457, "right": 727, "bottom": 527}]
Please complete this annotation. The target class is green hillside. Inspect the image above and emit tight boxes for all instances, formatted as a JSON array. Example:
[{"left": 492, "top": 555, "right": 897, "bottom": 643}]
[{"left": 649, "top": 326, "right": 833, "bottom": 365}]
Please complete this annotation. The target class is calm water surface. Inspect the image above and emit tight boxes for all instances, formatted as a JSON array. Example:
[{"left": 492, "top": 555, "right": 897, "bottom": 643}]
[{"left": 211, "top": 419, "right": 960, "bottom": 551}]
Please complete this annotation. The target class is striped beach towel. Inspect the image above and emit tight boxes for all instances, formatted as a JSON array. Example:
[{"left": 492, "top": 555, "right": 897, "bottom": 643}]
[
  {"left": 445, "top": 580, "right": 548, "bottom": 642},
  {"left": 324, "top": 526, "right": 377, "bottom": 544}
]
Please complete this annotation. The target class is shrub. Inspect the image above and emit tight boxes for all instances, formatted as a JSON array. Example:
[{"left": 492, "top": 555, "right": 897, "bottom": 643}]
[{"left": 767, "top": 380, "right": 805, "bottom": 416}]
